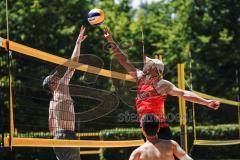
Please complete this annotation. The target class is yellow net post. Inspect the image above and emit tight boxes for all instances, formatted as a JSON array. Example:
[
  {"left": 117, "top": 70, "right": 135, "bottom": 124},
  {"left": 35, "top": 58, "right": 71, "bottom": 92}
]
[
  {"left": 4, "top": 0, "right": 15, "bottom": 150},
  {"left": 177, "top": 64, "right": 188, "bottom": 152},
  {"left": 0, "top": 38, "right": 5, "bottom": 147},
  {"left": 8, "top": 42, "right": 14, "bottom": 150},
  {"left": 4, "top": 40, "right": 14, "bottom": 150}
]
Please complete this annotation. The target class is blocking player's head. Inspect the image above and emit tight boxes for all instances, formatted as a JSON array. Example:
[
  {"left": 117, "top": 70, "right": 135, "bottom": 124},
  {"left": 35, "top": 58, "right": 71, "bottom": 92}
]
[{"left": 42, "top": 71, "right": 60, "bottom": 93}]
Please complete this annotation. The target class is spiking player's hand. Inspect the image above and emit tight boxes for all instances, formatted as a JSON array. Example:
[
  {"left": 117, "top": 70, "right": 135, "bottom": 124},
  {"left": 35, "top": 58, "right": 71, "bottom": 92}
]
[
  {"left": 207, "top": 100, "right": 220, "bottom": 110},
  {"left": 103, "top": 26, "right": 114, "bottom": 42}
]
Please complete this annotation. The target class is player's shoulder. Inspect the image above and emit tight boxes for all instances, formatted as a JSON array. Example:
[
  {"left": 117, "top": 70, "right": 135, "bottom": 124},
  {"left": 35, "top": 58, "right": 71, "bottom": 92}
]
[
  {"left": 169, "top": 139, "right": 178, "bottom": 144},
  {"left": 159, "top": 139, "right": 174, "bottom": 143},
  {"left": 154, "top": 79, "right": 175, "bottom": 95},
  {"left": 129, "top": 147, "right": 143, "bottom": 160},
  {"left": 168, "top": 140, "right": 179, "bottom": 149},
  {"left": 158, "top": 139, "right": 176, "bottom": 147},
  {"left": 157, "top": 79, "right": 175, "bottom": 88},
  {"left": 133, "top": 146, "right": 143, "bottom": 153},
  {"left": 159, "top": 79, "right": 173, "bottom": 85}
]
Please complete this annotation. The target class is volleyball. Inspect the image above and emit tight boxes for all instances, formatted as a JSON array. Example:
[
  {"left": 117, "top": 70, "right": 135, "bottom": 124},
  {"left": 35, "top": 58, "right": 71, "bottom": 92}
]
[{"left": 88, "top": 8, "right": 105, "bottom": 26}]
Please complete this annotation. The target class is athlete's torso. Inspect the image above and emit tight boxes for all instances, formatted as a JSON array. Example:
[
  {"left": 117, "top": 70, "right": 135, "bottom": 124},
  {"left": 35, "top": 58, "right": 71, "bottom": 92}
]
[
  {"left": 49, "top": 76, "right": 75, "bottom": 134},
  {"left": 138, "top": 140, "right": 174, "bottom": 160},
  {"left": 136, "top": 71, "right": 175, "bottom": 127},
  {"left": 136, "top": 76, "right": 166, "bottom": 120}
]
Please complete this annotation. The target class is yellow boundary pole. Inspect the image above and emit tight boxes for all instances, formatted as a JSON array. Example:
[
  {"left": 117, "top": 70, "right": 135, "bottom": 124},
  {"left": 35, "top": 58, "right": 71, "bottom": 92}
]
[{"left": 178, "top": 64, "right": 188, "bottom": 152}]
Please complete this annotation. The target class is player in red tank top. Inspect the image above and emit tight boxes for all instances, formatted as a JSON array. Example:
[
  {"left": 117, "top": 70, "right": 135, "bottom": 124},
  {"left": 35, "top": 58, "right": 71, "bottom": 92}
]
[
  {"left": 136, "top": 75, "right": 168, "bottom": 128},
  {"left": 103, "top": 27, "right": 220, "bottom": 140}
]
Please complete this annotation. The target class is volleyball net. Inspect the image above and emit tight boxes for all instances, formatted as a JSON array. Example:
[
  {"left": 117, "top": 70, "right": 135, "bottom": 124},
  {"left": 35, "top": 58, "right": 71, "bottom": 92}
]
[
  {"left": 0, "top": 37, "right": 239, "bottom": 149},
  {"left": 0, "top": 36, "right": 142, "bottom": 148},
  {"left": 190, "top": 97, "right": 240, "bottom": 145}
]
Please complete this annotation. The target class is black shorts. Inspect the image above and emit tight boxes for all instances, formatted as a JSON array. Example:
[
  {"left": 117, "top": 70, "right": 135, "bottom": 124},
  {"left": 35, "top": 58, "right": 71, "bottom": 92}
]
[
  {"left": 53, "top": 130, "right": 81, "bottom": 160},
  {"left": 142, "top": 126, "right": 172, "bottom": 141}
]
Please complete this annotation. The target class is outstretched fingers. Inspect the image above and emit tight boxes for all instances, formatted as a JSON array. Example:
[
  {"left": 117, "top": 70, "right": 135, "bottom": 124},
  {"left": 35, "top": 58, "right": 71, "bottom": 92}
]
[
  {"left": 82, "top": 35, "right": 87, "bottom": 41},
  {"left": 103, "top": 26, "right": 110, "bottom": 34},
  {"left": 77, "top": 25, "right": 87, "bottom": 43},
  {"left": 80, "top": 25, "right": 86, "bottom": 34},
  {"left": 103, "top": 26, "right": 107, "bottom": 33}
]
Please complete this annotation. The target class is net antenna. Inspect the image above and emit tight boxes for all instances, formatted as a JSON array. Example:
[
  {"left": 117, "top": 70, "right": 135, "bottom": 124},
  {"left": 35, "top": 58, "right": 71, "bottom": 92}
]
[{"left": 188, "top": 44, "right": 196, "bottom": 155}]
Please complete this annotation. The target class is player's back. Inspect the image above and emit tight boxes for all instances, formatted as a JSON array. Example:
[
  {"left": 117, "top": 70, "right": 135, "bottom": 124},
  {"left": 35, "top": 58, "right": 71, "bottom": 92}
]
[{"left": 138, "top": 140, "right": 174, "bottom": 160}]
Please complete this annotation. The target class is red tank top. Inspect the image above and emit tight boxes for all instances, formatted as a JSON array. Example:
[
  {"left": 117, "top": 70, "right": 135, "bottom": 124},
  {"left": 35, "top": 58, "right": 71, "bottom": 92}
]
[{"left": 136, "top": 76, "right": 169, "bottom": 128}]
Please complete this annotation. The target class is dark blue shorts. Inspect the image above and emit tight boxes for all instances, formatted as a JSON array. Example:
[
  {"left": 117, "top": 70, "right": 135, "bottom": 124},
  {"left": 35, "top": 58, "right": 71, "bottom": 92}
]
[{"left": 53, "top": 130, "right": 80, "bottom": 160}]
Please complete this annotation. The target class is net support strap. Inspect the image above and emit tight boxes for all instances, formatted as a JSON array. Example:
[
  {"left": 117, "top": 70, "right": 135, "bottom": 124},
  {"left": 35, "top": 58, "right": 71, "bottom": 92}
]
[
  {"left": 4, "top": 137, "right": 144, "bottom": 148},
  {"left": 0, "top": 37, "right": 135, "bottom": 82},
  {"left": 194, "top": 139, "right": 240, "bottom": 146}
]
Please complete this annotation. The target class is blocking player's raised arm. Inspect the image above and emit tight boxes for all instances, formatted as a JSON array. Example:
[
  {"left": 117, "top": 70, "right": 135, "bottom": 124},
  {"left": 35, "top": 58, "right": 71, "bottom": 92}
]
[{"left": 63, "top": 26, "right": 87, "bottom": 84}]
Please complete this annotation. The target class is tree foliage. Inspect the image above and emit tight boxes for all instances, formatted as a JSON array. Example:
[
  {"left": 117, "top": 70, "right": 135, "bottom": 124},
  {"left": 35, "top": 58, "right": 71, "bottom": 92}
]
[{"left": 0, "top": 0, "right": 239, "bottom": 134}]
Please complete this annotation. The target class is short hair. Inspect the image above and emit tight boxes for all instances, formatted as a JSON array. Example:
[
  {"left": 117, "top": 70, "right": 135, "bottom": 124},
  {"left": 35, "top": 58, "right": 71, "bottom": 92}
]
[
  {"left": 141, "top": 114, "right": 160, "bottom": 136},
  {"left": 42, "top": 71, "right": 60, "bottom": 91},
  {"left": 143, "top": 56, "right": 164, "bottom": 74}
]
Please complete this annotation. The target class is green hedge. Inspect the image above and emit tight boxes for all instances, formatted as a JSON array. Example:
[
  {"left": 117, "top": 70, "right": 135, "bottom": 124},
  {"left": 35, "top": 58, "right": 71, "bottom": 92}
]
[
  {"left": 99, "top": 124, "right": 240, "bottom": 160},
  {"left": 0, "top": 125, "right": 239, "bottom": 159}
]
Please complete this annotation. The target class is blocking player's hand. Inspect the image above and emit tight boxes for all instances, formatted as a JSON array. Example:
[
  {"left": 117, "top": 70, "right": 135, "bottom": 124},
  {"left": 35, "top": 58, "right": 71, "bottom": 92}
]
[{"left": 77, "top": 25, "right": 87, "bottom": 44}]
